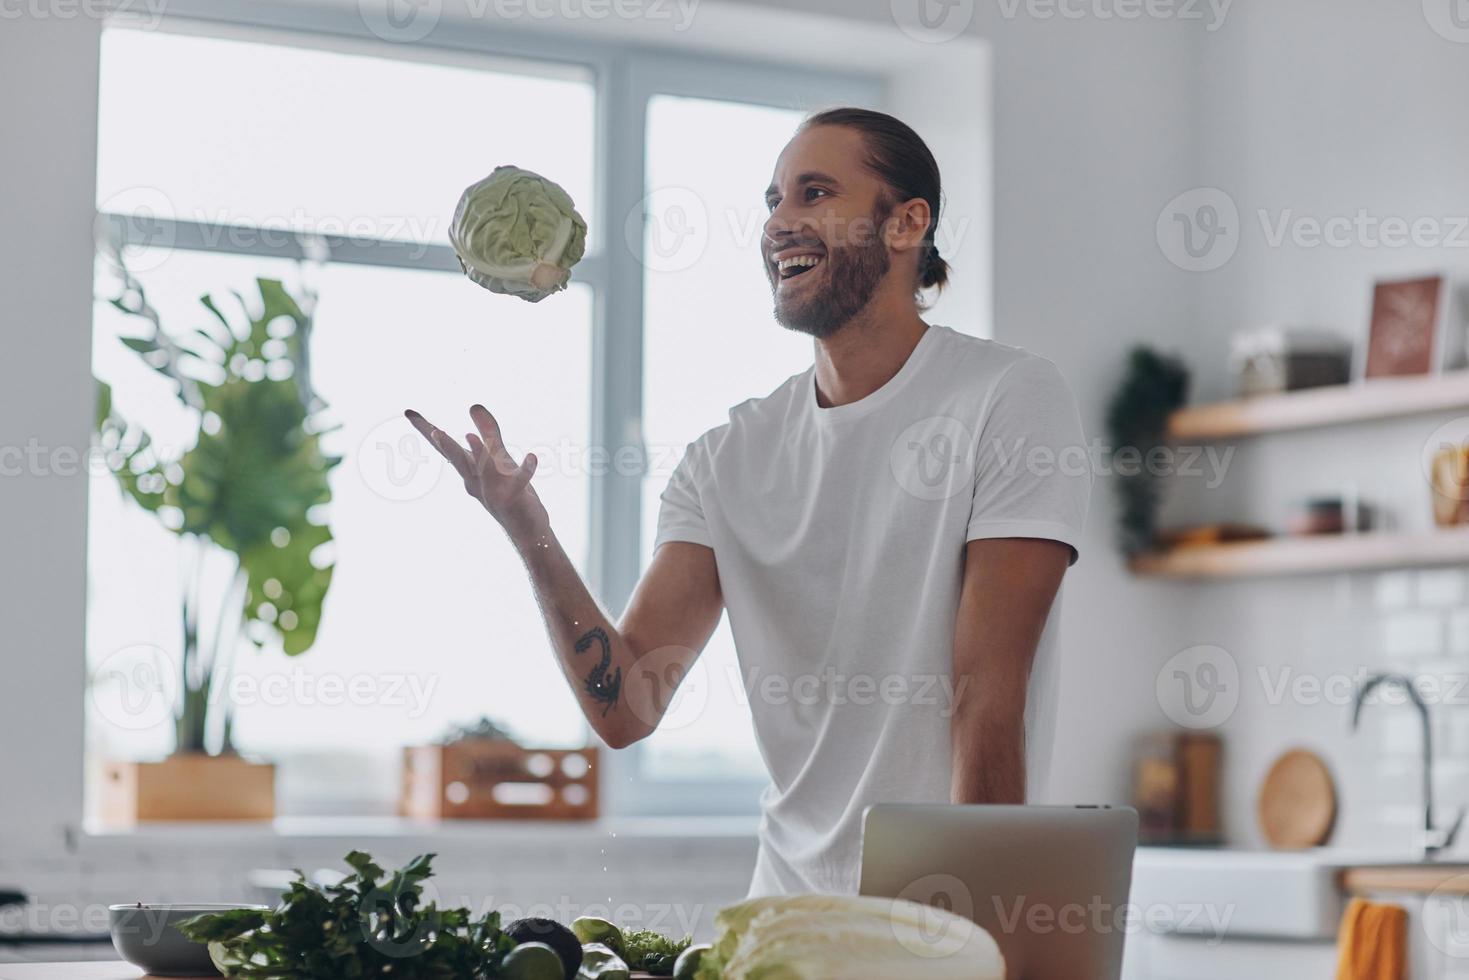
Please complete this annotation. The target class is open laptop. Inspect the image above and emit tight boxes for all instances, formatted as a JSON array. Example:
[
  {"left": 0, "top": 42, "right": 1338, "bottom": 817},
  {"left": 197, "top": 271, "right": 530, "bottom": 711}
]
[{"left": 859, "top": 804, "right": 1138, "bottom": 980}]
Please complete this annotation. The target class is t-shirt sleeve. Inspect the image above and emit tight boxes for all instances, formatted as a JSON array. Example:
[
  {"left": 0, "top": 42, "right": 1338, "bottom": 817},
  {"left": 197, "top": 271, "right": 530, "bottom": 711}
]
[
  {"left": 966, "top": 355, "right": 1092, "bottom": 564},
  {"left": 654, "top": 438, "right": 714, "bottom": 550}
]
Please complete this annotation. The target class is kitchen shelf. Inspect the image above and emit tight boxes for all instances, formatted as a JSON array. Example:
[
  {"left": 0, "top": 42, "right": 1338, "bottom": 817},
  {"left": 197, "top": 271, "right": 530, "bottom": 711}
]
[
  {"left": 1339, "top": 865, "right": 1469, "bottom": 896},
  {"left": 1167, "top": 370, "right": 1469, "bottom": 441},
  {"left": 1129, "top": 526, "right": 1469, "bottom": 580}
]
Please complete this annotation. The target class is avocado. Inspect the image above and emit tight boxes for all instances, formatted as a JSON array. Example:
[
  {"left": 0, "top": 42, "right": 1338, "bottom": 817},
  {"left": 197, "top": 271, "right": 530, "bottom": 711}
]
[
  {"left": 672, "top": 943, "right": 710, "bottom": 980},
  {"left": 505, "top": 917, "right": 583, "bottom": 980}
]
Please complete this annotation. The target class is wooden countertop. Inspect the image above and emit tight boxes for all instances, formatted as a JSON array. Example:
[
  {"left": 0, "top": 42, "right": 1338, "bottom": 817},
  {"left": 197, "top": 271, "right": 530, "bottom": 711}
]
[
  {"left": 1339, "top": 864, "right": 1469, "bottom": 896},
  {"left": 0, "top": 965, "right": 663, "bottom": 979}
]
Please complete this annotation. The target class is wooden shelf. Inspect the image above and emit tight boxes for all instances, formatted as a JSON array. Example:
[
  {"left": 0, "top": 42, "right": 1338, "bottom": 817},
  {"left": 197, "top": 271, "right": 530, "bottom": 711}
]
[
  {"left": 1340, "top": 865, "right": 1469, "bottom": 897},
  {"left": 1129, "top": 527, "right": 1469, "bottom": 580},
  {"left": 1168, "top": 371, "right": 1469, "bottom": 441}
]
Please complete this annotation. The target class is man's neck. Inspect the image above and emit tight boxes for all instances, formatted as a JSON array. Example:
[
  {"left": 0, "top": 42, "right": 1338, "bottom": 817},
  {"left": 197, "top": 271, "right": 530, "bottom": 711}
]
[{"left": 812, "top": 302, "right": 930, "bottom": 409}]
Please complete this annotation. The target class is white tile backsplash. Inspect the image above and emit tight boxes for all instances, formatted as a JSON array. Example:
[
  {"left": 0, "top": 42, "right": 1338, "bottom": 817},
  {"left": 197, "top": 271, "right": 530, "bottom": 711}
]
[
  {"left": 1374, "top": 571, "right": 1415, "bottom": 609},
  {"left": 1418, "top": 570, "right": 1468, "bottom": 607},
  {"left": 1381, "top": 610, "right": 1444, "bottom": 661}
]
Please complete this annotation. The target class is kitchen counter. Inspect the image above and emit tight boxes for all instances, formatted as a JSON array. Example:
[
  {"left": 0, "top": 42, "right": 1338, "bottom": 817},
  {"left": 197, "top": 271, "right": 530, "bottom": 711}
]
[
  {"left": 0, "top": 966, "right": 152, "bottom": 979},
  {"left": 0, "top": 965, "right": 664, "bottom": 980}
]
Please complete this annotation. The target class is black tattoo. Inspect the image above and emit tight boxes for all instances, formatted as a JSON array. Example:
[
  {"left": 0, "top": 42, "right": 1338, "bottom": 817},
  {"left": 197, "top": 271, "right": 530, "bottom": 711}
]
[{"left": 574, "top": 626, "right": 622, "bottom": 716}]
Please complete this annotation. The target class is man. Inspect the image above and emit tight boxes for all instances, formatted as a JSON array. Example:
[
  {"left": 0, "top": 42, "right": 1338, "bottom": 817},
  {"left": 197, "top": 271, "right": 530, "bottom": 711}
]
[{"left": 406, "top": 107, "right": 1090, "bottom": 897}]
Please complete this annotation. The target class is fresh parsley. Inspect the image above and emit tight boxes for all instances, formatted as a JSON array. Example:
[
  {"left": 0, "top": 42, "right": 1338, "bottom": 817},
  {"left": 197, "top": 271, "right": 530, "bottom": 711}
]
[{"left": 176, "top": 851, "right": 514, "bottom": 979}]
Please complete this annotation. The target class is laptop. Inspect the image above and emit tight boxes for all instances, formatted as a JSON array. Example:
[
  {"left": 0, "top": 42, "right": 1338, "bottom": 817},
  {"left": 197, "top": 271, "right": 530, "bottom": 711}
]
[{"left": 859, "top": 804, "right": 1139, "bottom": 980}]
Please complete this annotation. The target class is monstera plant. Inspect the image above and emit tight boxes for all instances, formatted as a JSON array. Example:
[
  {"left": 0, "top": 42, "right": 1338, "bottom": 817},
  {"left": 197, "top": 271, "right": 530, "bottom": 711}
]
[{"left": 95, "top": 249, "right": 338, "bottom": 756}]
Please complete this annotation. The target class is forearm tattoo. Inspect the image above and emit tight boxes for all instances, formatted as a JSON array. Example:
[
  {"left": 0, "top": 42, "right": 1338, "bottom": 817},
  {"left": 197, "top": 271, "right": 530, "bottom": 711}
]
[{"left": 574, "top": 626, "right": 622, "bottom": 716}]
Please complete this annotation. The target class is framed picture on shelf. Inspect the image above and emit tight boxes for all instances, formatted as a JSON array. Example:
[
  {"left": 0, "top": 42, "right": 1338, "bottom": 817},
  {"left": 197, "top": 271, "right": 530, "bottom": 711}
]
[{"left": 1361, "top": 274, "right": 1459, "bottom": 378}]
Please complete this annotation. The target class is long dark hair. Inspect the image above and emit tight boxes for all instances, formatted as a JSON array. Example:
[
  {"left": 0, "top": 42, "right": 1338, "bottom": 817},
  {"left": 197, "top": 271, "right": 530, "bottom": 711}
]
[{"left": 801, "top": 107, "right": 950, "bottom": 295}]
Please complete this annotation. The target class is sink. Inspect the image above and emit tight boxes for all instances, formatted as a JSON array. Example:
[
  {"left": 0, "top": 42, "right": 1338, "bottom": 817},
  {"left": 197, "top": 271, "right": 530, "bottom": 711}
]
[{"left": 1131, "top": 847, "right": 1430, "bottom": 940}]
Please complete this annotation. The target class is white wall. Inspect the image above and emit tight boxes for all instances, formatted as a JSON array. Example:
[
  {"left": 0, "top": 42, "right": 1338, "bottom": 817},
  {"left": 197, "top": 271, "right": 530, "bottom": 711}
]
[
  {"left": 0, "top": 10, "right": 99, "bottom": 845},
  {"left": 1179, "top": 0, "right": 1469, "bottom": 849}
]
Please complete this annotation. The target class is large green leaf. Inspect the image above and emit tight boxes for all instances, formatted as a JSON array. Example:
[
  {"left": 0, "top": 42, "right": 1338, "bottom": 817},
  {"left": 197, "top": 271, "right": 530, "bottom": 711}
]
[{"left": 95, "top": 269, "right": 337, "bottom": 749}]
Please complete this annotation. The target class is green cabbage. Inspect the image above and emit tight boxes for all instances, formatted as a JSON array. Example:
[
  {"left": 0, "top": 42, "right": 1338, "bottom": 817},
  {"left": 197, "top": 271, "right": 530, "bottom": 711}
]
[
  {"left": 694, "top": 894, "right": 1004, "bottom": 980},
  {"left": 449, "top": 165, "right": 588, "bottom": 303}
]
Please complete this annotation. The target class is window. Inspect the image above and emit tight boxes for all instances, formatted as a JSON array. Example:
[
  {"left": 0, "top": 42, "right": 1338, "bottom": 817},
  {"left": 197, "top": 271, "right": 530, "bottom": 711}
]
[
  {"left": 636, "top": 95, "right": 816, "bottom": 784},
  {"left": 90, "top": 16, "right": 879, "bottom": 817}
]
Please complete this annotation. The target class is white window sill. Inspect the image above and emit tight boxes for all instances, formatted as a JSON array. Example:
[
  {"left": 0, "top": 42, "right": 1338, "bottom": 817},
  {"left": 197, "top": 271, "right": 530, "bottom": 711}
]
[{"left": 81, "top": 814, "right": 758, "bottom": 846}]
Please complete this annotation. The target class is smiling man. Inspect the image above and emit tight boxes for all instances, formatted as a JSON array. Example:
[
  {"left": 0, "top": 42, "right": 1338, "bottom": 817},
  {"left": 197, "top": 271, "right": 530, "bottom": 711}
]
[{"left": 407, "top": 108, "right": 1091, "bottom": 896}]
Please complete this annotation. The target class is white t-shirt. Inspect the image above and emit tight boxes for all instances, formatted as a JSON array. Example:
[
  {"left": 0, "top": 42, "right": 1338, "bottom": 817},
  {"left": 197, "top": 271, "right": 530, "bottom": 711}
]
[{"left": 654, "top": 324, "right": 1091, "bottom": 897}]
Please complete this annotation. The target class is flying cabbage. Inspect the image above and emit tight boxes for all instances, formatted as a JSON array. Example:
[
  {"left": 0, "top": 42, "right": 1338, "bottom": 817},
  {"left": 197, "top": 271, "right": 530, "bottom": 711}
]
[{"left": 448, "top": 166, "right": 588, "bottom": 303}]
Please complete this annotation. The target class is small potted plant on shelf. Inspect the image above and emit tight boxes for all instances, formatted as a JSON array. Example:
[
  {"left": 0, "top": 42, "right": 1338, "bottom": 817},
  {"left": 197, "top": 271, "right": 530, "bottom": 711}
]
[
  {"left": 92, "top": 247, "right": 338, "bottom": 822},
  {"left": 1106, "top": 345, "right": 1190, "bottom": 558}
]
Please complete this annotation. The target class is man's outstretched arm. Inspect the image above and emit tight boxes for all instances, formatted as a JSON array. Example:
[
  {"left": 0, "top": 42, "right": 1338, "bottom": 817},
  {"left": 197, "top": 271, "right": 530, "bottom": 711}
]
[
  {"left": 950, "top": 537, "right": 1071, "bottom": 804},
  {"left": 407, "top": 406, "right": 723, "bottom": 749}
]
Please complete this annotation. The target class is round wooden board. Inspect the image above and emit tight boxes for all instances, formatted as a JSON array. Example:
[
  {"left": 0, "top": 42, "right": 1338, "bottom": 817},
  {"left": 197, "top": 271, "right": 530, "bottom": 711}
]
[{"left": 1258, "top": 748, "right": 1336, "bottom": 848}]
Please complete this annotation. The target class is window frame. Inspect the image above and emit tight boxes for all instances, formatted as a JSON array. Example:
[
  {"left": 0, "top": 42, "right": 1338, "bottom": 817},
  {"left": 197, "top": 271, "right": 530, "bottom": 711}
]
[{"left": 97, "top": 0, "right": 881, "bottom": 817}]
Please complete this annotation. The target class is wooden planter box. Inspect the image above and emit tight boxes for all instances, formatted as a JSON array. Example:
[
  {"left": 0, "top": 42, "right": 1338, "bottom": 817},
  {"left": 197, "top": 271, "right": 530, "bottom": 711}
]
[
  {"left": 400, "top": 743, "right": 598, "bottom": 820},
  {"left": 101, "top": 754, "right": 276, "bottom": 824}
]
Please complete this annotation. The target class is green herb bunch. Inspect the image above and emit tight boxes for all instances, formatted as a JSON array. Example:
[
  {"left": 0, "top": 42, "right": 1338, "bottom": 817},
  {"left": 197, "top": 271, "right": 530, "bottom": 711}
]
[
  {"left": 177, "top": 852, "right": 513, "bottom": 979},
  {"left": 621, "top": 928, "right": 693, "bottom": 975}
]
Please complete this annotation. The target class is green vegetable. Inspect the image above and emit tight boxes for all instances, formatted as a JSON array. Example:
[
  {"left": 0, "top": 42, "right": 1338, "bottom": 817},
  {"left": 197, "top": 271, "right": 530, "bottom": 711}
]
[
  {"left": 505, "top": 917, "right": 583, "bottom": 980},
  {"left": 620, "top": 928, "right": 693, "bottom": 975},
  {"left": 570, "top": 916, "right": 623, "bottom": 954},
  {"left": 671, "top": 943, "right": 709, "bottom": 980},
  {"left": 449, "top": 165, "right": 588, "bottom": 303},
  {"left": 502, "top": 942, "right": 568, "bottom": 980},
  {"left": 176, "top": 851, "right": 514, "bottom": 979},
  {"left": 694, "top": 894, "right": 1006, "bottom": 980},
  {"left": 577, "top": 943, "right": 630, "bottom": 980}
]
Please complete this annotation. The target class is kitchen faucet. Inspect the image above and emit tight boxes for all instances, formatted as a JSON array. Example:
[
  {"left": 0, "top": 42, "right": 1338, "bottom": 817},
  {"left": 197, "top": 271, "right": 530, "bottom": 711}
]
[{"left": 1351, "top": 672, "right": 1466, "bottom": 860}]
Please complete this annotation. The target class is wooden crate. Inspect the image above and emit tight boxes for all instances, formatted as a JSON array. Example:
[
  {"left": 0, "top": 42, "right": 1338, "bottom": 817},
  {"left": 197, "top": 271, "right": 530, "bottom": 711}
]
[
  {"left": 400, "top": 743, "right": 598, "bottom": 820},
  {"left": 101, "top": 754, "right": 275, "bottom": 823}
]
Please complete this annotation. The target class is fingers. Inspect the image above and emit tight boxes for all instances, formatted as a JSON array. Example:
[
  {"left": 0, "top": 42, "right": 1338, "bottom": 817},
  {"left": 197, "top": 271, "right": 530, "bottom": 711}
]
[
  {"left": 469, "top": 404, "right": 516, "bottom": 469},
  {"left": 509, "top": 451, "right": 538, "bottom": 495},
  {"left": 404, "top": 409, "right": 472, "bottom": 479},
  {"left": 468, "top": 432, "right": 535, "bottom": 486}
]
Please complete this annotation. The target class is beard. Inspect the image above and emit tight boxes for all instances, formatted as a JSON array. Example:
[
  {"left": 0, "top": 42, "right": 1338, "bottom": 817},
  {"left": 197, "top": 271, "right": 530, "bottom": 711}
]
[{"left": 768, "top": 209, "right": 892, "bottom": 339}]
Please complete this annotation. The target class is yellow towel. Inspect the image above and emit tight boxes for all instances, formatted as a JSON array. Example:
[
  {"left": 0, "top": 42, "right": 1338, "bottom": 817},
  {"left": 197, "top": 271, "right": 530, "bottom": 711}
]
[{"left": 1334, "top": 897, "right": 1408, "bottom": 980}]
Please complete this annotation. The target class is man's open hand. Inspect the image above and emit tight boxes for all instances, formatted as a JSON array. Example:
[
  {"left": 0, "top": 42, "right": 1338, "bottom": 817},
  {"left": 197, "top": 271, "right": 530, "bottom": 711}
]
[{"left": 404, "top": 405, "right": 548, "bottom": 541}]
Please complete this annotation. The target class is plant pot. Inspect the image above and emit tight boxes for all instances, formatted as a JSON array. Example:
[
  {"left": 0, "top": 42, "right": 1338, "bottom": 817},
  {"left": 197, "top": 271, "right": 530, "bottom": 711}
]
[
  {"left": 101, "top": 753, "right": 276, "bottom": 824},
  {"left": 400, "top": 743, "right": 598, "bottom": 820}
]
